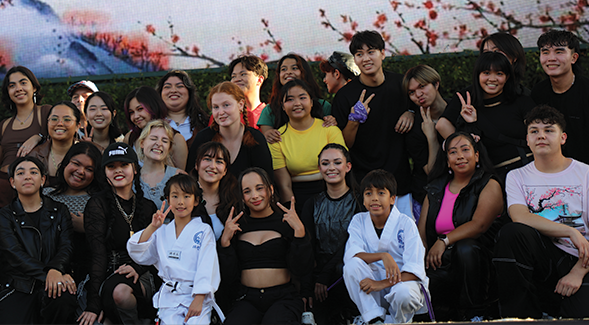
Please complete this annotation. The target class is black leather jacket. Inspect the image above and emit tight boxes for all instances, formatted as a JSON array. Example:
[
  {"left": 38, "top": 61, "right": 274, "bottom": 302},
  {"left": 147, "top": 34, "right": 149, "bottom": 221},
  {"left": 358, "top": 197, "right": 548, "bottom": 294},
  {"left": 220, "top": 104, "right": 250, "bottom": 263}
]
[
  {"left": 423, "top": 169, "right": 505, "bottom": 249},
  {"left": 0, "top": 196, "right": 73, "bottom": 294}
]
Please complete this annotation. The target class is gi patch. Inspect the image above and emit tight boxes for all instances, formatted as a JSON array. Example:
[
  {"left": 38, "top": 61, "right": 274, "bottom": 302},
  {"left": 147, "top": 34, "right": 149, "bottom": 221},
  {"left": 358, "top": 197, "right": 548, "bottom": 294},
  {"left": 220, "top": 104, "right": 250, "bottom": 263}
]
[
  {"left": 193, "top": 231, "right": 204, "bottom": 250},
  {"left": 397, "top": 229, "right": 405, "bottom": 250}
]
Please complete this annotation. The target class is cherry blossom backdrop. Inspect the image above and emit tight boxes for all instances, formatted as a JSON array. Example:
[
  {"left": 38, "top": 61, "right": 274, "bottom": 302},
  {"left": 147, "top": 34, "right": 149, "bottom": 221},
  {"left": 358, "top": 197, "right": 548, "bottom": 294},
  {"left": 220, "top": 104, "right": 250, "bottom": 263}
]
[{"left": 0, "top": 0, "right": 586, "bottom": 78}]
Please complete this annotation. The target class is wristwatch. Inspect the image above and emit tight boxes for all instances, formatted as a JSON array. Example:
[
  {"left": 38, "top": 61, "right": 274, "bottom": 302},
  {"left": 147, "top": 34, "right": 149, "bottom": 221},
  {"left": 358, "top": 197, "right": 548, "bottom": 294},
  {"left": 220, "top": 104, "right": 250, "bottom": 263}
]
[{"left": 438, "top": 234, "right": 450, "bottom": 247}]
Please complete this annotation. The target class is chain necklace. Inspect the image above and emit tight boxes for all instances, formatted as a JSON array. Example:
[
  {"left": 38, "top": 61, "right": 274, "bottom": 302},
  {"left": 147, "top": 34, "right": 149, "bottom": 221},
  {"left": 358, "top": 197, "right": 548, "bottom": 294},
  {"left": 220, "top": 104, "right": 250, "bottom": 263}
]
[
  {"left": 50, "top": 149, "right": 59, "bottom": 172},
  {"left": 15, "top": 108, "right": 34, "bottom": 125},
  {"left": 113, "top": 193, "right": 136, "bottom": 237}
]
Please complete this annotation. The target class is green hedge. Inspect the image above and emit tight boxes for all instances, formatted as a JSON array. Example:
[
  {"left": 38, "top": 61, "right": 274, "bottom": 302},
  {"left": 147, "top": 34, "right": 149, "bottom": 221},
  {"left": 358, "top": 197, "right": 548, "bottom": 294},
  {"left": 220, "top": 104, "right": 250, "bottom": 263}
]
[{"left": 4, "top": 48, "right": 587, "bottom": 131}]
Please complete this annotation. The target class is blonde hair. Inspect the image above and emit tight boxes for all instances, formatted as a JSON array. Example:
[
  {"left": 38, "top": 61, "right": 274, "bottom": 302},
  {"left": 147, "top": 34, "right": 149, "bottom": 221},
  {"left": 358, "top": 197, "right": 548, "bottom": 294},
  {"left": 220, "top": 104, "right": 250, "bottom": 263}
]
[{"left": 137, "top": 119, "right": 175, "bottom": 165}]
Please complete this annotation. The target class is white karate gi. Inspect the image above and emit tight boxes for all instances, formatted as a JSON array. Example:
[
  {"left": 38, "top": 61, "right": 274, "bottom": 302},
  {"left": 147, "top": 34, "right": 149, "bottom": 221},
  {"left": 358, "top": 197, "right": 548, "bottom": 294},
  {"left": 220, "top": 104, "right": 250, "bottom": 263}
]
[
  {"left": 127, "top": 218, "right": 224, "bottom": 325},
  {"left": 343, "top": 206, "right": 429, "bottom": 323}
]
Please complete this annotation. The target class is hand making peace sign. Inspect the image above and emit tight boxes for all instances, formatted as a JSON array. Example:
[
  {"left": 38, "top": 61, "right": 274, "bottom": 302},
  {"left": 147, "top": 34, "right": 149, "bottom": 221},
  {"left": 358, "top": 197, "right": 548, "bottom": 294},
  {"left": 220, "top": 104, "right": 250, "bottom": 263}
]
[
  {"left": 277, "top": 197, "right": 305, "bottom": 238},
  {"left": 220, "top": 207, "right": 244, "bottom": 248},
  {"left": 458, "top": 91, "right": 477, "bottom": 123},
  {"left": 151, "top": 201, "right": 172, "bottom": 230}
]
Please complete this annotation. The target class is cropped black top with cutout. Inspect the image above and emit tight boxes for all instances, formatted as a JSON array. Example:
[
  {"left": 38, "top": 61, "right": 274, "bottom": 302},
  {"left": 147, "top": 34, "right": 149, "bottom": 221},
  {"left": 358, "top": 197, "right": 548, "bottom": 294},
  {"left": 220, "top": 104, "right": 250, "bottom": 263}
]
[{"left": 218, "top": 210, "right": 313, "bottom": 283}]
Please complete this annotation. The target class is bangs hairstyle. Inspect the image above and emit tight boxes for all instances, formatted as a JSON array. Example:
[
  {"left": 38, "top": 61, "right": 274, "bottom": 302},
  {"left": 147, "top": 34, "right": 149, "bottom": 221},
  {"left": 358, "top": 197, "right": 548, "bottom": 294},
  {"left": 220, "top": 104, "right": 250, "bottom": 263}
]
[
  {"left": 277, "top": 79, "right": 324, "bottom": 130},
  {"left": 318, "top": 143, "right": 358, "bottom": 192},
  {"left": 193, "top": 141, "right": 231, "bottom": 176},
  {"left": 238, "top": 167, "right": 278, "bottom": 213},
  {"left": 2, "top": 66, "right": 43, "bottom": 113},
  {"left": 471, "top": 52, "right": 516, "bottom": 109},
  {"left": 137, "top": 119, "right": 175, "bottom": 165},
  {"left": 402, "top": 65, "right": 441, "bottom": 94},
  {"left": 524, "top": 104, "right": 566, "bottom": 131},
  {"left": 124, "top": 86, "right": 168, "bottom": 144},
  {"left": 9, "top": 156, "right": 47, "bottom": 178},
  {"left": 51, "top": 141, "right": 104, "bottom": 195},
  {"left": 228, "top": 55, "right": 268, "bottom": 79},
  {"left": 360, "top": 169, "right": 397, "bottom": 197},
  {"left": 349, "top": 30, "right": 385, "bottom": 54},
  {"left": 155, "top": 70, "right": 209, "bottom": 134},
  {"left": 49, "top": 101, "right": 82, "bottom": 124},
  {"left": 164, "top": 173, "right": 202, "bottom": 201},
  {"left": 537, "top": 29, "right": 582, "bottom": 75},
  {"left": 84, "top": 92, "right": 123, "bottom": 141},
  {"left": 268, "top": 53, "right": 323, "bottom": 128},
  {"left": 479, "top": 32, "right": 526, "bottom": 83},
  {"left": 428, "top": 131, "right": 495, "bottom": 182}
]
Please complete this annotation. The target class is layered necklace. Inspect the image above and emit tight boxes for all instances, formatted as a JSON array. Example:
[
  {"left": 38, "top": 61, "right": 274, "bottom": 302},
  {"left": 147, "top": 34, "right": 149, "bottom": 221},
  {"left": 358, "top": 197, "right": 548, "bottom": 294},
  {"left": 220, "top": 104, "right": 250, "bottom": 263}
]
[{"left": 113, "top": 193, "right": 136, "bottom": 237}]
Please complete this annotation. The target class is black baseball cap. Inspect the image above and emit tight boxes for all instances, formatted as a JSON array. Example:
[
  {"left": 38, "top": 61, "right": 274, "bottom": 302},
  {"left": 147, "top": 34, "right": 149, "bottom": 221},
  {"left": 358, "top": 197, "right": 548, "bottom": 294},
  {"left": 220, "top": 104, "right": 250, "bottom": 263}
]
[{"left": 102, "top": 143, "right": 138, "bottom": 168}]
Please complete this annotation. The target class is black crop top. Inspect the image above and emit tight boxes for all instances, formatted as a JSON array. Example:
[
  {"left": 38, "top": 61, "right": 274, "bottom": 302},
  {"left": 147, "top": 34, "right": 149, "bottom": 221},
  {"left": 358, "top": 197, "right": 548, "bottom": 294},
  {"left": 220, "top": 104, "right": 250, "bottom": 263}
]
[{"left": 218, "top": 210, "right": 313, "bottom": 283}]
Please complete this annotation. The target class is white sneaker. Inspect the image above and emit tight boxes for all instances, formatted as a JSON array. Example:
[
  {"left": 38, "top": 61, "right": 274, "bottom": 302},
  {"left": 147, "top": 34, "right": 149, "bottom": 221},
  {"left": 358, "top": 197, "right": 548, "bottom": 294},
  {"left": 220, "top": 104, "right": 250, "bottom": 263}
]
[
  {"left": 351, "top": 315, "right": 366, "bottom": 325},
  {"left": 302, "top": 311, "right": 317, "bottom": 325}
]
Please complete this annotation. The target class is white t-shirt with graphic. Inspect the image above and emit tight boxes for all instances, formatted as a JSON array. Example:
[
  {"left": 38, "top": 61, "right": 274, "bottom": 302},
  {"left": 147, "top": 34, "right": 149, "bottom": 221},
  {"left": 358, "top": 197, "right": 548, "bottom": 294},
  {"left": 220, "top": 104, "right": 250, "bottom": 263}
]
[{"left": 506, "top": 159, "right": 589, "bottom": 257}]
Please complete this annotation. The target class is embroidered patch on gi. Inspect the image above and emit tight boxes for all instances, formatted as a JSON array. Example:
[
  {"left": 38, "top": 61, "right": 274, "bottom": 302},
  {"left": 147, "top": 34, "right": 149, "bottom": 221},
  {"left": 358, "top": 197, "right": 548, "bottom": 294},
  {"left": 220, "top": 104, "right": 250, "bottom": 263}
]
[
  {"left": 168, "top": 250, "right": 181, "bottom": 260},
  {"left": 193, "top": 231, "right": 204, "bottom": 250},
  {"left": 397, "top": 229, "right": 405, "bottom": 250}
]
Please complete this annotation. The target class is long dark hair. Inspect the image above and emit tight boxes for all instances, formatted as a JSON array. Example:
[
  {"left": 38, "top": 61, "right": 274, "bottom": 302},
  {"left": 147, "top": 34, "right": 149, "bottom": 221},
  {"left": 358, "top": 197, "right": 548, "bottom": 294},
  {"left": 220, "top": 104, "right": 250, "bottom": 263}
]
[
  {"left": 237, "top": 167, "right": 278, "bottom": 215},
  {"left": 269, "top": 53, "right": 323, "bottom": 129},
  {"left": 277, "top": 79, "right": 324, "bottom": 131},
  {"left": 193, "top": 141, "right": 239, "bottom": 224},
  {"left": 428, "top": 132, "right": 495, "bottom": 182},
  {"left": 2, "top": 66, "right": 43, "bottom": 113},
  {"left": 471, "top": 51, "right": 516, "bottom": 110},
  {"left": 155, "top": 70, "right": 209, "bottom": 135},
  {"left": 318, "top": 143, "right": 358, "bottom": 196},
  {"left": 84, "top": 92, "right": 123, "bottom": 143},
  {"left": 50, "top": 142, "right": 104, "bottom": 196},
  {"left": 124, "top": 86, "right": 168, "bottom": 145}
]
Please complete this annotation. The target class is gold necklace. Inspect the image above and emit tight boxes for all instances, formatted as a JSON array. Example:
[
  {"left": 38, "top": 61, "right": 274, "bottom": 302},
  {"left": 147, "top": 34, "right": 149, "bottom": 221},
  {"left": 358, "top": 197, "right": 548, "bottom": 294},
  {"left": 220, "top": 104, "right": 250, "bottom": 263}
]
[
  {"left": 50, "top": 150, "right": 59, "bottom": 171},
  {"left": 113, "top": 193, "right": 136, "bottom": 237},
  {"left": 15, "top": 108, "right": 34, "bottom": 125}
]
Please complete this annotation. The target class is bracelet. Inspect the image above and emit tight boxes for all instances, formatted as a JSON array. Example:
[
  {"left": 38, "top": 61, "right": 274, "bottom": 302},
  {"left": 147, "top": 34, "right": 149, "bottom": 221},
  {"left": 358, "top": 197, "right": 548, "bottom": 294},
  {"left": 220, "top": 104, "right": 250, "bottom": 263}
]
[{"left": 442, "top": 236, "right": 450, "bottom": 246}]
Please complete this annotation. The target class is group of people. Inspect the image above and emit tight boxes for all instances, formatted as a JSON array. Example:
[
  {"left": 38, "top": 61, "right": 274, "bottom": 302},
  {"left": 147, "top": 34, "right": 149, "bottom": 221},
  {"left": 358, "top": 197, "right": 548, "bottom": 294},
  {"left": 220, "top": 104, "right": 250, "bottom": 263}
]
[{"left": 0, "top": 26, "right": 588, "bottom": 325}]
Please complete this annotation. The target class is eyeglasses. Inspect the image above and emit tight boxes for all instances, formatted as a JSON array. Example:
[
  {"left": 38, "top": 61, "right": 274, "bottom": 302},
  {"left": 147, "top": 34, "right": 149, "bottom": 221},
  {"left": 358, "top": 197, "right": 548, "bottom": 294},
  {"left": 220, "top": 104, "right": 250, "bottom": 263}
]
[{"left": 48, "top": 116, "right": 74, "bottom": 126}]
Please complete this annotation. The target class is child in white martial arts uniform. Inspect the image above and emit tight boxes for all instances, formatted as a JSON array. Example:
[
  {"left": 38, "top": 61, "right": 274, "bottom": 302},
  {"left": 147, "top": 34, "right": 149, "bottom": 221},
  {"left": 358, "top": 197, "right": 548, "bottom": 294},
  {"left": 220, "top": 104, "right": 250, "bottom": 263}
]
[
  {"left": 127, "top": 174, "right": 224, "bottom": 325},
  {"left": 343, "top": 169, "right": 429, "bottom": 324}
]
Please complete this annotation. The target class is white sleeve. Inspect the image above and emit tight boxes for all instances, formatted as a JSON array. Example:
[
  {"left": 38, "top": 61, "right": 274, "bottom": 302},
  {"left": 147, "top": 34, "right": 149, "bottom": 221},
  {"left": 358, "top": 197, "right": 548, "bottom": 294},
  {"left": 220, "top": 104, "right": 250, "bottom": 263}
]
[
  {"left": 398, "top": 218, "right": 427, "bottom": 283},
  {"left": 127, "top": 229, "right": 159, "bottom": 266},
  {"left": 344, "top": 213, "right": 367, "bottom": 263},
  {"left": 506, "top": 169, "right": 526, "bottom": 208},
  {"left": 191, "top": 226, "right": 220, "bottom": 297}
]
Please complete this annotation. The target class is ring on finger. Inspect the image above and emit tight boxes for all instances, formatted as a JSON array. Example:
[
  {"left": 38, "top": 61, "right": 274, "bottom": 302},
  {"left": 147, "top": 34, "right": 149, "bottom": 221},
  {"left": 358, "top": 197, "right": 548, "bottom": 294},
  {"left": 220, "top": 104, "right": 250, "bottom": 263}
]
[{"left": 57, "top": 282, "right": 63, "bottom": 285}]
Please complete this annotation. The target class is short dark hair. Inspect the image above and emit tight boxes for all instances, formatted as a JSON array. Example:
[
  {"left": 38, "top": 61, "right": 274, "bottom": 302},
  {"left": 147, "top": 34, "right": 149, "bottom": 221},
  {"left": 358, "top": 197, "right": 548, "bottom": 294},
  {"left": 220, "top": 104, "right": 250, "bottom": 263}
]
[
  {"left": 277, "top": 79, "right": 324, "bottom": 129},
  {"left": 524, "top": 104, "right": 566, "bottom": 131},
  {"left": 471, "top": 52, "right": 516, "bottom": 109},
  {"left": 228, "top": 55, "right": 268, "bottom": 79},
  {"left": 349, "top": 30, "right": 385, "bottom": 54},
  {"left": 2, "top": 66, "right": 43, "bottom": 113},
  {"left": 537, "top": 29, "right": 582, "bottom": 75},
  {"left": 360, "top": 169, "right": 397, "bottom": 197},
  {"left": 164, "top": 173, "right": 202, "bottom": 201}
]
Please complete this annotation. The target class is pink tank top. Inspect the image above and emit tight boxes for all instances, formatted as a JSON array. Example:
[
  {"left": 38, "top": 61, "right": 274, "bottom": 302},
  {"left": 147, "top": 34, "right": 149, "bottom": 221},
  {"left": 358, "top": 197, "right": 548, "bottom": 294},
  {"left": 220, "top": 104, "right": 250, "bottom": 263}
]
[{"left": 435, "top": 183, "right": 459, "bottom": 234}]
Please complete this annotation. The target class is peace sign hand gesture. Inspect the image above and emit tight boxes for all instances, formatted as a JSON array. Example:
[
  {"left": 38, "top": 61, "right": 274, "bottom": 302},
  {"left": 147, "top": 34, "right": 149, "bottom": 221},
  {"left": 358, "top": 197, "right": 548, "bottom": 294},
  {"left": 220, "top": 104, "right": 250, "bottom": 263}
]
[
  {"left": 420, "top": 106, "right": 437, "bottom": 141},
  {"left": 151, "top": 201, "right": 171, "bottom": 229},
  {"left": 220, "top": 207, "right": 243, "bottom": 248},
  {"left": 277, "top": 197, "right": 305, "bottom": 238},
  {"left": 81, "top": 127, "right": 94, "bottom": 142},
  {"left": 348, "top": 90, "right": 374, "bottom": 123},
  {"left": 458, "top": 91, "right": 477, "bottom": 123}
]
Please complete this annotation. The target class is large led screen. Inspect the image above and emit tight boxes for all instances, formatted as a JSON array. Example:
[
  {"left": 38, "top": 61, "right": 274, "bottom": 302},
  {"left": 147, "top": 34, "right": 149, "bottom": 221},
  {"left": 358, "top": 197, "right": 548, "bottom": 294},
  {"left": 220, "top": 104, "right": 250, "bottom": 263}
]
[{"left": 0, "top": 0, "right": 586, "bottom": 79}]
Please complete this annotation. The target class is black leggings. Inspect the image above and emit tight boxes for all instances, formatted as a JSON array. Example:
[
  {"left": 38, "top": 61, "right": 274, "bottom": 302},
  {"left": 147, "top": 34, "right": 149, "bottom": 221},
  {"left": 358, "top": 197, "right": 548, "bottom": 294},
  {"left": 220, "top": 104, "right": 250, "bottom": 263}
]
[{"left": 224, "top": 283, "right": 303, "bottom": 325}]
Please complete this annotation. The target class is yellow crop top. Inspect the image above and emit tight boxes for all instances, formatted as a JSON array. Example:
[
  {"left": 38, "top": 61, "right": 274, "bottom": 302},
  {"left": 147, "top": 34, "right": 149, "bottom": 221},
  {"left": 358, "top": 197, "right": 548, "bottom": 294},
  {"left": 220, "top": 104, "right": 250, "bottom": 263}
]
[{"left": 269, "top": 118, "right": 346, "bottom": 176}]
